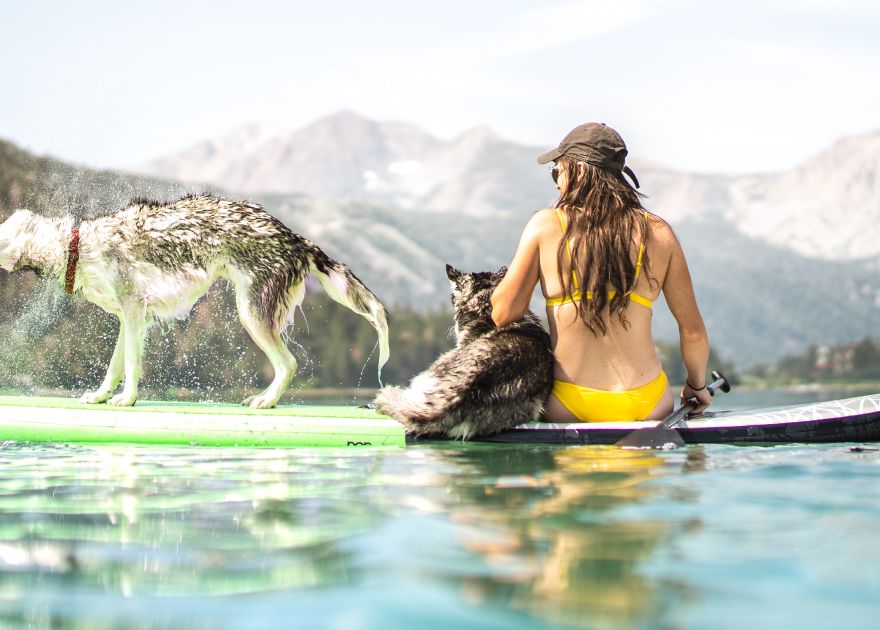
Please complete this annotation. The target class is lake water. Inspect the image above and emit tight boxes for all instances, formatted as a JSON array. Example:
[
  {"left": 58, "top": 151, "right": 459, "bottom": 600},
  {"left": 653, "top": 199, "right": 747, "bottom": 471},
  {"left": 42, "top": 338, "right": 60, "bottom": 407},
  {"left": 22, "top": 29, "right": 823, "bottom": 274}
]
[{"left": 1, "top": 390, "right": 879, "bottom": 629}]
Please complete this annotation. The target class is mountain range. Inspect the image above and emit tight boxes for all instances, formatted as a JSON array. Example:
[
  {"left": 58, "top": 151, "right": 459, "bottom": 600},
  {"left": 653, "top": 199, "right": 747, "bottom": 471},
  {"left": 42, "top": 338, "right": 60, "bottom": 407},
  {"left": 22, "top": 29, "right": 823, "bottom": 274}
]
[
  {"left": 2, "top": 111, "right": 879, "bottom": 368},
  {"left": 136, "top": 110, "right": 880, "bottom": 262}
]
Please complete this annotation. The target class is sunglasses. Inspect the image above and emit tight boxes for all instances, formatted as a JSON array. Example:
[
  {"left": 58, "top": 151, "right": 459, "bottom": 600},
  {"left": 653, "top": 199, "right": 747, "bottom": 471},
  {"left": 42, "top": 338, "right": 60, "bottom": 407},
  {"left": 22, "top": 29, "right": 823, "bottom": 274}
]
[{"left": 550, "top": 165, "right": 560, "bottom": 184}]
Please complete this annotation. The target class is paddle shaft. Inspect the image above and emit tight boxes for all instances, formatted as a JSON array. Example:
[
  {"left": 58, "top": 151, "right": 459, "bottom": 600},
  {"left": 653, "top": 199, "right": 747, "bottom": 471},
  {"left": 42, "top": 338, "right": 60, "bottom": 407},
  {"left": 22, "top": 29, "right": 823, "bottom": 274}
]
[{"left": 658, "top": 373, "right": 728, "bottom": 430}]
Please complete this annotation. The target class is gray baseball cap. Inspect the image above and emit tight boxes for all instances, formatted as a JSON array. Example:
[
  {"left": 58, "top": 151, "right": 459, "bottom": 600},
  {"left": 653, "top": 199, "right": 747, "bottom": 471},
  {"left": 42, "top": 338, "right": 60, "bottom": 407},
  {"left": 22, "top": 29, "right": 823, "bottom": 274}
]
[{"left": 537, "top": 122, "right": 640, "bottom": 188}]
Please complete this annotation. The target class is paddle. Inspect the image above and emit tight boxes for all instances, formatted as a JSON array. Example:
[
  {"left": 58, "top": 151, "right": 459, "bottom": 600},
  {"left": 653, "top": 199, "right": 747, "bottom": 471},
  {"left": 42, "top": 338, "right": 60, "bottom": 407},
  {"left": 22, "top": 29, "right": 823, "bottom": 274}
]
[{"left": 615, "top": 370, "right": 731, "bottom": 449}]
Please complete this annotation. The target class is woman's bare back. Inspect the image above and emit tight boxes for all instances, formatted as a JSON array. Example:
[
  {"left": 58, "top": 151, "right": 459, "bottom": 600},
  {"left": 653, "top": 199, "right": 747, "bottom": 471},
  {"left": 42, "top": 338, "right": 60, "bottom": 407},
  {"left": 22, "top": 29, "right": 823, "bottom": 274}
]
[{"left": 531, "top": 208, "right": 677, "bottom": 420}]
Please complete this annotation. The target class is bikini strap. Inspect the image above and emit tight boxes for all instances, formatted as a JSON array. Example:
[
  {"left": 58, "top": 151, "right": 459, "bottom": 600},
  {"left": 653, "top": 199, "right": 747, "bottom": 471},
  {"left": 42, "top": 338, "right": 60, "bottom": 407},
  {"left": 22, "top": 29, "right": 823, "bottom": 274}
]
[
  {"left": 555, "top": 208, "right": 651, "bottom": 303},
  {"left": 555, "top": 208, "right": 580, "bottom": 291},
  {"left": 634, "top": 210, "right": 648, "bottom": 281}
]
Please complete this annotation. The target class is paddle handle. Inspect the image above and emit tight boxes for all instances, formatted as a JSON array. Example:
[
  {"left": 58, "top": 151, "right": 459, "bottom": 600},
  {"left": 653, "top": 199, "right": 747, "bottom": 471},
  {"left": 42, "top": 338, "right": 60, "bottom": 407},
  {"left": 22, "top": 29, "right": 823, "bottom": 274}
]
[{"left": 659, "top": 370, "right": 730, "bottom": 429}]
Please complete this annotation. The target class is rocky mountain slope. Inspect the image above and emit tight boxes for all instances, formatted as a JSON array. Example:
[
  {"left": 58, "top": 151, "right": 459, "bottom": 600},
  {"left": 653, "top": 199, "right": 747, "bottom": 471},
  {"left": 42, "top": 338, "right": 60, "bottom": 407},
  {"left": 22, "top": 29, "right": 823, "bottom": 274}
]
[
  {"left": 724, "top": 132, "right": 880, "bottom": 261},
  {"left": 259, "top": 193, "right": 880, "bottom": 367},
  {"left": 135, "top": 111, "right": 555, "bottom": 219},
  {"left": 0, "top": 139, "right": 194, "bottom": 221},
  {"left": 136, "top": 111, "right": 880, "bottom": 262}
]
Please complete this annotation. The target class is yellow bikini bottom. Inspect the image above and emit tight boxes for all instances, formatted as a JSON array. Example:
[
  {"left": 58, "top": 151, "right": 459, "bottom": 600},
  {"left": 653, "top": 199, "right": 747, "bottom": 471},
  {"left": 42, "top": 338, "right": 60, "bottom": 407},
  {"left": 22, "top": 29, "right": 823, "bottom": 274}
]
[{"left": 552, "top": 371, "right": 669, "bottom": 422}]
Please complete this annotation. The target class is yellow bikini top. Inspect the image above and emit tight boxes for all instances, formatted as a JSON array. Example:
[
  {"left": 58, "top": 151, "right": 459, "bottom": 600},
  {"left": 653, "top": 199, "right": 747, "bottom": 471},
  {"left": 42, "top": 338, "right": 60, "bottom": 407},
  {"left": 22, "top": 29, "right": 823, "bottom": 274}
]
[{"left": 546, "top": 208, "right": 653, "bottom": 309}]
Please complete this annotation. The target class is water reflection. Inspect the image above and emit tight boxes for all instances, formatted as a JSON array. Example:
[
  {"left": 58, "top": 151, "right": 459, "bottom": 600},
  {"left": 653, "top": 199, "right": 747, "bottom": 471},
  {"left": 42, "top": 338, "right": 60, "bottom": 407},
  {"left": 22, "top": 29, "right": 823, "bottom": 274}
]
[
  {"left": 0, "top": 445, "right": 385, "bottom": 600},
  {"left": 0, "top": 442, "right": 706, "bottom": 628},
  {"left": 444, "top": 445, "right": 689, "bottom": 629}
]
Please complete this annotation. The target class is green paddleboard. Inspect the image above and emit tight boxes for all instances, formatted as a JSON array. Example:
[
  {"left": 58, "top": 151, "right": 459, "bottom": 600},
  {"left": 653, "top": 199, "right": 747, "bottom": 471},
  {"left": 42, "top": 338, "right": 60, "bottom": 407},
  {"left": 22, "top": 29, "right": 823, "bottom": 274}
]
[{"left": 0, "top": 395, "right": 405, "bottom": 447}]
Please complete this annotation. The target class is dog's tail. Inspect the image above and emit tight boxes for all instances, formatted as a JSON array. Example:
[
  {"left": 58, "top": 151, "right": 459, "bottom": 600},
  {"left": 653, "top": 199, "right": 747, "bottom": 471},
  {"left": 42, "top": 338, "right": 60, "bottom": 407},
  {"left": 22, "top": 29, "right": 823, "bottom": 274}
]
[
  {"left": 308, "top": 248, "right": 390, "bottom": 384},
  {"left": 374, "top": 377, "right": 459, "bottom": 436}
]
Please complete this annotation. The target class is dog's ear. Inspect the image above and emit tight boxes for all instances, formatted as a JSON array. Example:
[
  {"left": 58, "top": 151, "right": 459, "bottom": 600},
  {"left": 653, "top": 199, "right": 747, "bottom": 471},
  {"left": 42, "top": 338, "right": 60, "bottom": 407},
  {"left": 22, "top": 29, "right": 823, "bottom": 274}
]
[
  {"left": 492, "top": 266, "right": 508, "bottom": 281},
  {"left": 445, "top": 264, "right": 463, "bottom": 282}
]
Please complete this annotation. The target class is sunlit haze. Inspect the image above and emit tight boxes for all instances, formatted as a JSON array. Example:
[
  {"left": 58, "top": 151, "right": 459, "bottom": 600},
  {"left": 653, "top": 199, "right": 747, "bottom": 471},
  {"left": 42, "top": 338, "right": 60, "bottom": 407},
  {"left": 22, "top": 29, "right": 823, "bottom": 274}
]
[{"left": 2, "top": 0, "right": 878, "bottom": 174}]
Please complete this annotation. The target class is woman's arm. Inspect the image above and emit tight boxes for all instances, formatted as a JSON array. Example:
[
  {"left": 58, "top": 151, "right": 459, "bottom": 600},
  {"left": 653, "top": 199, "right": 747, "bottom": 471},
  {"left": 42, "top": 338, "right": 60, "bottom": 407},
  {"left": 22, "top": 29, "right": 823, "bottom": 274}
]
[
  {"left": 490, "top": 213, "right": 544, "bottom": 327},
  {"left": 660, "top": 225, "right": 712, "bottom": 412}
]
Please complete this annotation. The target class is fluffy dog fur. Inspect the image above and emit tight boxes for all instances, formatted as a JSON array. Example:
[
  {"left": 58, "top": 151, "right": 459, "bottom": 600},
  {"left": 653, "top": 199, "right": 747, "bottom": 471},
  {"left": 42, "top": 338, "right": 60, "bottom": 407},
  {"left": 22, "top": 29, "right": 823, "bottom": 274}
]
[
  {"left": 375, "top": 265, "right": 553, "bottom": 439},
  {"left": 0, "top": 194, "right": 389, "bottom": 408}
]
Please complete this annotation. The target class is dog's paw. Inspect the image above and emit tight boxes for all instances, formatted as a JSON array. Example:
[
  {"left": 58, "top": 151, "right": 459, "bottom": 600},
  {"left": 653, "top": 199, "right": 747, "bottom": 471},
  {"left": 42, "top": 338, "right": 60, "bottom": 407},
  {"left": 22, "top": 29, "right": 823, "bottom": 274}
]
[
  {"left": 79, "top": 391, "right": 111, "bottom": 404},
  {"left": 108, "top": 392, "right": 137, "bottom": 407},
  {"left": 242, "top": 393, "right": 278, "bottom": 409}
]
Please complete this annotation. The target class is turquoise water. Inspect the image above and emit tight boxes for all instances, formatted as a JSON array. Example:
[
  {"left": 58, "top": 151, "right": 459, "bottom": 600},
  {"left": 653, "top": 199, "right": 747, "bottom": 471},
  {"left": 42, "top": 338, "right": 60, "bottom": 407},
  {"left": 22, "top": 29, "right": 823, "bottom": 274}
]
[{"left": 1, "top": 394, "right": 879, "bottom": 629}]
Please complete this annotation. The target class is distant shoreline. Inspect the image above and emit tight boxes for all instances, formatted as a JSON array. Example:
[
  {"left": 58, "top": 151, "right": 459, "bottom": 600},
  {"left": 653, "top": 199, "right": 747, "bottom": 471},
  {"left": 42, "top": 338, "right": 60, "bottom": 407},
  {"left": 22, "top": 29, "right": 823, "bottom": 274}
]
[
  {"left": 6, "top": 382, "right": 879, "bottom": 405},
  {"left": 0, "top": 386, "right": 381, "bottom": 405},
  {"left": 728, "top": 379, "right": 880, "bottom": 394}
]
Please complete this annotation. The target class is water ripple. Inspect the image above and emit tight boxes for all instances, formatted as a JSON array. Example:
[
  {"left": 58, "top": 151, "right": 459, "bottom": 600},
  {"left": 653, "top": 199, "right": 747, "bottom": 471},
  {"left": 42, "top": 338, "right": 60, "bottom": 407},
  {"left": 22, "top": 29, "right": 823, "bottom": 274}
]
[{"left": 0, "top": 442, "right": 877, "bottom": 628}]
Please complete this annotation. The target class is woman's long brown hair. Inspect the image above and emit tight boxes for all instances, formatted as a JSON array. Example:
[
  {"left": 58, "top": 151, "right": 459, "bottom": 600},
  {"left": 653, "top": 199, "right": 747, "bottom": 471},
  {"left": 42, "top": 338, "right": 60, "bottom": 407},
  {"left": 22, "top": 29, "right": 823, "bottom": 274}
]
[{"left": 554, "top": 157, "right": 653, "bottom": 335}]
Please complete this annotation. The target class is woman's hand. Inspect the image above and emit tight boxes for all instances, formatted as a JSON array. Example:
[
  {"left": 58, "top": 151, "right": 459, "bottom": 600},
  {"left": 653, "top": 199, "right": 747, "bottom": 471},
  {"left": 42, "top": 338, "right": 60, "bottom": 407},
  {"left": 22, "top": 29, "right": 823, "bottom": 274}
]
[{"left": 681, "top": 381, "right": 713, "bottom": 414}]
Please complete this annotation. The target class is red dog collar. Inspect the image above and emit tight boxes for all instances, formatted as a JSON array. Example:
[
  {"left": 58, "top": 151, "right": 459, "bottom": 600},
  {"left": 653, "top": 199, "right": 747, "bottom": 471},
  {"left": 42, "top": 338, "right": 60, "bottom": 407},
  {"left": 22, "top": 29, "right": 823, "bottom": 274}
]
[{"left": 64, "top": 227, "right": 80, "bottom": 294}]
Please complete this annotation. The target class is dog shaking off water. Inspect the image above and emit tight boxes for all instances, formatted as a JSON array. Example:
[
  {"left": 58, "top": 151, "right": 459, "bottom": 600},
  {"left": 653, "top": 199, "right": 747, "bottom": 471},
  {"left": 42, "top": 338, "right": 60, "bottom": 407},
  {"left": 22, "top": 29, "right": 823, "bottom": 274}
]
[
  {"left": 376, "top": 265, "right": 553, "bottom": 439},
  {"left": 0, "top": 194, "right": 389, "bottom": 408}
]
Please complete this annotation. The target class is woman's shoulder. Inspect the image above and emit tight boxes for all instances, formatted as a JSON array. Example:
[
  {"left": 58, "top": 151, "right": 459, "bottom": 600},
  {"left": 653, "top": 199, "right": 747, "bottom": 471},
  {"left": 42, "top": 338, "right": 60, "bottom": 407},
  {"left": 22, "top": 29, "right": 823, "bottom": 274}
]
[
  {"left": 645, "top": 211, "right": 677, "bottom": 246},
  {"left": 523, "top": 208, "right": 563, "bottom": 235},
  {"left": 533, "top": 207, "right": 561, "bottom": 222}
]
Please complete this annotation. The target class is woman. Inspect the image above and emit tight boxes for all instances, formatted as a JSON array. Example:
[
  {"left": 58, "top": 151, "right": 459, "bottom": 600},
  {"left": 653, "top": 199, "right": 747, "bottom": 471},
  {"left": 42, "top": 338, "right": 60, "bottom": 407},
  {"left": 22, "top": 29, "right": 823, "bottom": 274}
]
[{"left": 491, "top": 123, "right": 712, "bottom": 422}]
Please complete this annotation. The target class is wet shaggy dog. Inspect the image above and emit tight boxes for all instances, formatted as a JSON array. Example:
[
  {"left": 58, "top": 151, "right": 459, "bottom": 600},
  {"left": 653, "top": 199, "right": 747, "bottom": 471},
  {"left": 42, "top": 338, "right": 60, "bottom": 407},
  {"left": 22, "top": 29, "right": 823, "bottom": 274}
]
[
  {"left": 0, "top": 194, "right": 389, "bottom": 408},
  {"left": 375, "top": 265, "right": 553, "bottom": 439}
]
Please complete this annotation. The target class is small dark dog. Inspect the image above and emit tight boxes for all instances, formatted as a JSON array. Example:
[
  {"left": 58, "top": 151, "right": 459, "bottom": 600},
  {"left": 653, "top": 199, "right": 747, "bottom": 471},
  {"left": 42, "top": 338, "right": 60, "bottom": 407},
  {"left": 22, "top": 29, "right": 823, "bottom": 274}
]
[{"left": 376, "top": 264, "right": 553, "bottom": 439}]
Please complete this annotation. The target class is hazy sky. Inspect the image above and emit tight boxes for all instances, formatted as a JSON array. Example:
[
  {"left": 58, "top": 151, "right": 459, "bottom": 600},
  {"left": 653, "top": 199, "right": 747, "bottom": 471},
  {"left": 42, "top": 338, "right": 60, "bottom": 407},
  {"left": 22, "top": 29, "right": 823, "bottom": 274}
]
[{"left": 2, "top": 0, "right": 878, "bottom": 174}]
